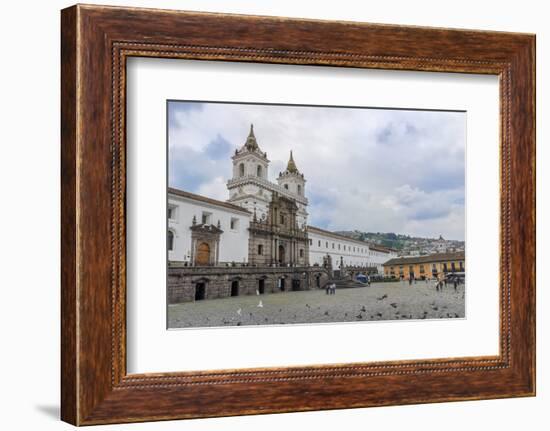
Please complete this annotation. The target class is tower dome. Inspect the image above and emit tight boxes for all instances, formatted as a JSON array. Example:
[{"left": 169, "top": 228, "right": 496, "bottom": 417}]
[
  {"left": 277, "top": 150, "right": 306, "bottom": 197},
  {"left": 244, "top": 124, "right": 259, "bottom": 151}
]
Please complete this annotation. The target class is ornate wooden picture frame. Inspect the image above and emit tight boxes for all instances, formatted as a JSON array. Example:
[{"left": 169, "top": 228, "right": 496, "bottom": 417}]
[{"left": 61, "top": 4, "right": 535, "bottom": 425}]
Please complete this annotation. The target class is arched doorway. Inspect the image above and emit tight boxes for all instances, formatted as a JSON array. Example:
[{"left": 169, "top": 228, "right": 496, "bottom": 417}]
[
  {"left": 196, "top": 242, "right": 210, "bottom": 266},
  {"left": 258, "top": 279, "right": 265, "bottom": 294},
  {"left": 292, "top": 279, "right": 301, "bottom": 291},
  {"left": 278, "top": 244, "right": 285, "bottom": 265},
  {"left": 230, "top": 280, "right": 239, "bottom": 297},
  {"left": 195, "top": 282, "right": 206, "bottom": 301},
  {"left": 279, "top": 277, "right": 286, "bottom": 291},
  {"left": 315, "top": 274, "right": 321, "bottom": 288}
]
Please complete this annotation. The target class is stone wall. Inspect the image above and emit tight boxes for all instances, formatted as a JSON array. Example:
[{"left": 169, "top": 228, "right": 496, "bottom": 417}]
[{"left": 168, "top": 265, "right": 330, "bottom": 304}]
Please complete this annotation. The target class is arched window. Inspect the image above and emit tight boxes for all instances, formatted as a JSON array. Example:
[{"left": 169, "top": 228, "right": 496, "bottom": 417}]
[
  {"left": 257, "top": 165, "right": 262, "bottom": 178},
  {"left": 239, "top": 163, "right": 245, "bottom": 177},
  {"left": 297, "top": 184, "right": 302, "bottom": 195},
  {"left": 284, "top": 184, "right": 288, "bottom": 190},
  {"left": 167, "top": 230, "right": 175, "bottom": 251}
]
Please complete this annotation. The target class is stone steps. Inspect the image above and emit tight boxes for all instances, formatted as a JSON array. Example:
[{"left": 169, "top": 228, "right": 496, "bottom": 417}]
[{"left": 326, "top": 279, "right": 368, "bottom": 289}]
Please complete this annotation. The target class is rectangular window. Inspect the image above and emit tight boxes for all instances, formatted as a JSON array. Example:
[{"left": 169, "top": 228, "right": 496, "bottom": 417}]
[
  {"left": 201, "top": 211, "right": 212, "bottom": 225},
  {"left": 258, "top": 244, "right": 263, "bottom": 255},
  {"left": 167, "top": 230, "right": 174, "bottom": 251},
  {"left": 309, "top": 239, "right": 313, "bottom": 246},
  {"left": 167, "top": 205, "right": 176, "bottom": 220},
  {"left": 332, "top": 243, "right": 335, "bottom": 249},
  {"left": 318, "top": 240, "right": 321, "bottom": 247},
  {"left": 230, "top": 217, "right": 239, "bottom": 231},
  {"left": 299, "top": 249, "right": 304, "bottom": 258}
]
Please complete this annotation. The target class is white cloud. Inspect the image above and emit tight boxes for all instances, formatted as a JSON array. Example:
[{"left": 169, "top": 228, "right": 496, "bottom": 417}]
[
  {"left": 197, "top": 176, "right": 228, "bottom": 202},
  {"left": 168, "top": 102, "right": 466, "bottom": 240}
]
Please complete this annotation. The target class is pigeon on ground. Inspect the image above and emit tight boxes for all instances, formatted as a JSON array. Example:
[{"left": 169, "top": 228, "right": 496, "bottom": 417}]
[
  {"left": 257, "top": 300, "right": 263, "bottom": 308},
  {"left": 377, "top": 294, "right": 388, "bottom": 301},
  {"left": 390, "top": 303, "right": 397, "bottom": 308},
  {"left": 236, "top": 308, "right": 242, "bottom": 316}
]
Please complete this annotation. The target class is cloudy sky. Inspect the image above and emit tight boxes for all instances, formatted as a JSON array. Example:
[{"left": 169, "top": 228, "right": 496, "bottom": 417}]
[{"left": 168, "top": 101, "right": 465, "bottom": 241}]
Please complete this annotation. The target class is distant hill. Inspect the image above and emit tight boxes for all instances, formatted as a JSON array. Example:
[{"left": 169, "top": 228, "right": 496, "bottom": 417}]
[{"left": 333, "top": 230, "right": 464, "bottom": 253}]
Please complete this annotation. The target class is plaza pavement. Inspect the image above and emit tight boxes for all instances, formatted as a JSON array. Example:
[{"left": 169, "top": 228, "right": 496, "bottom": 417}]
[{"left": 168, "top": 280, "right": 465, "bottom": 329}]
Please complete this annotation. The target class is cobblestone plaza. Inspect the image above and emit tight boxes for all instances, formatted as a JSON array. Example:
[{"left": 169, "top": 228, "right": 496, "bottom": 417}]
[{"left": 168, "top": 280, "right": 466, "bottom": 329}]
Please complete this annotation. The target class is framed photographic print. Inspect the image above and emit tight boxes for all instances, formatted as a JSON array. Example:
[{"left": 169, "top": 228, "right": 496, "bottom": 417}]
[{"left": 61, "top": 4, "right": 535, "bottom": 425}]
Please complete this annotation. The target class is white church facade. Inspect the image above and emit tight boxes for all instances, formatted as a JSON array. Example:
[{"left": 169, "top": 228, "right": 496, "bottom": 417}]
[{"left": 167, "top": 124, "right": 395, "bottom": 274}]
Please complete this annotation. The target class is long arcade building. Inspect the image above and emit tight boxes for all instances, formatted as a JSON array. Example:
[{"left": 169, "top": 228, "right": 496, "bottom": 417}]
[{"left": 168, "top": 125, "right": 396, "bottom": 303}]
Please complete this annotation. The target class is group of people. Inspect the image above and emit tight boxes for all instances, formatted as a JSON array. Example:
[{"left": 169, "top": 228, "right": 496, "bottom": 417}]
[
  {"left": 325, "top": 282, "right": 337, "bottom": 295},
  {"left": 434, "top": 277, "right": 461, "bottom": 292}
]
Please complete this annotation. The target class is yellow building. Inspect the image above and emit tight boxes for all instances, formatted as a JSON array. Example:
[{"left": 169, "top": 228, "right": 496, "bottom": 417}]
[{"left": 383, "top": 252, "right": 465, "bottom": 280}]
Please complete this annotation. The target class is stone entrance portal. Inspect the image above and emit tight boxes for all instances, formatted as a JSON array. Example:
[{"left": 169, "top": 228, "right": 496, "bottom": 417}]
[{"left": 190, "top": 221, "right": 223, "bottom": 266}]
